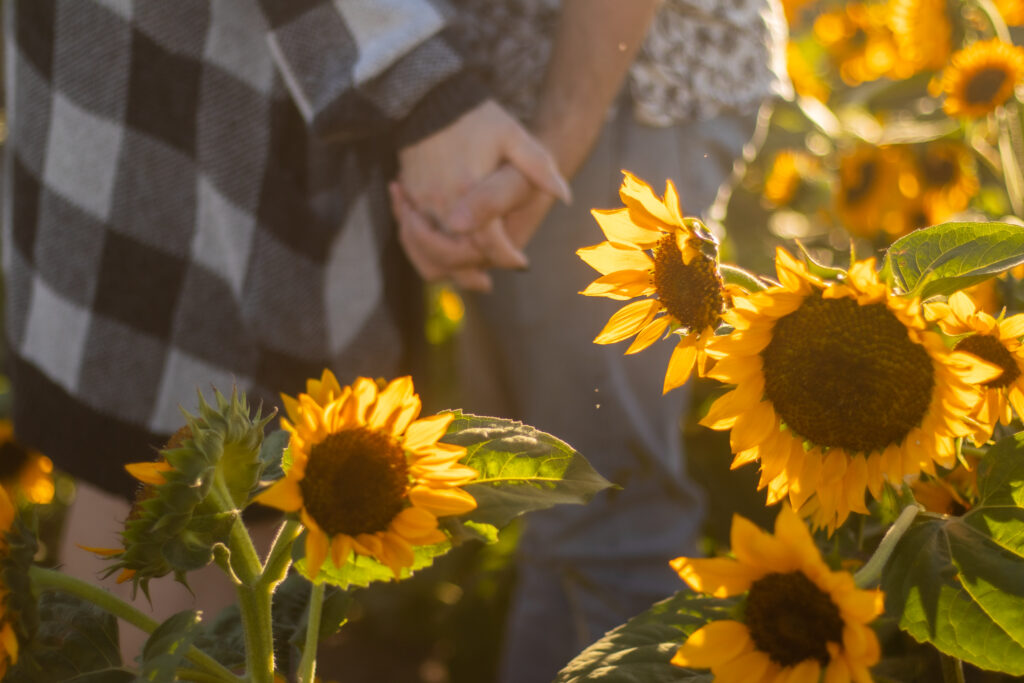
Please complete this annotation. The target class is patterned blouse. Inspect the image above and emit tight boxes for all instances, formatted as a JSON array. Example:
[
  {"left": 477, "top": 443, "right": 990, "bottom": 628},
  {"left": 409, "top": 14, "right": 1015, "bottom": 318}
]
[{"left": 452, "top": 0, "right": 791, "bottom": 125}]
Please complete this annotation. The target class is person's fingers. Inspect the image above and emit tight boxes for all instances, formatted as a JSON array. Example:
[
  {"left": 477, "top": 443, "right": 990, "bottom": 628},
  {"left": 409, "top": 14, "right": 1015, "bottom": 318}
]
[
  {"left": 451, "top": 268, "right": 493, "bottom": 293},
  {"left": 389, "top": 183, "right": 488, "bottom": 280},
  {"left": 500, "top": 121, "right": 572, "bottom": 204},
  {"left": 469, "top": 217, "right": 529, "bottom": 270},
  {"left": 447, "top": 165, "right": 532, "bottom": 234}
]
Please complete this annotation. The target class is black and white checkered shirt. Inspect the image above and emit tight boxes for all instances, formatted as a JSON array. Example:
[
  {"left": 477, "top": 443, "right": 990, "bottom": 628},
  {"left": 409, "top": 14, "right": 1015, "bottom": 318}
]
[{"left": 3, "top": 0, "right": 486, "bottom": 497}]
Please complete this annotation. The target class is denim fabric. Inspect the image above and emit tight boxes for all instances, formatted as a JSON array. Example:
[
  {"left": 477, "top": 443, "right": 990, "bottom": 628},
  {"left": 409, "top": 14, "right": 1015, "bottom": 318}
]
[{"left": 457, "top": 106, "right": 758, "bottom": 683}]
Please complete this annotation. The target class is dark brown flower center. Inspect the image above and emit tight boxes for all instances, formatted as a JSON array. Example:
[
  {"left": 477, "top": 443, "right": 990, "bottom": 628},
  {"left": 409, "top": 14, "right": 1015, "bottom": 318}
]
[
  {"left": 0, "top": 442, "right": 29, "bottom": 481},
  {"left": 300, "top": 428, "right": 409, "bottom": 537},
  {"left": 955, "top": 334, "right": 1019, "bottom": 388},
  {"left": 761, "top": 292, "right": 935, "bottom": 453},
  {"left": 745, "top": 571, "right": 845, "bottom": 667},
  {"left": 651, "top": 233, "right": 724, "bottom": 332},
  {"left": 921, "top": 154, "right": 956, "bottom": 188},
  {"left": 844, "top": 159, "right": 877, "bottom": 205},
  {"left": 964, "top": 67, "right": 1009, "bottom": 105}
]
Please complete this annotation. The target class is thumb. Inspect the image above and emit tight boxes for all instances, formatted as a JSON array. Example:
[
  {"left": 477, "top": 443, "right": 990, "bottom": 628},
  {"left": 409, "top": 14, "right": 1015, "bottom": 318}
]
[{"left": 500, "top": 121, "right": 572, "bottom": 204}]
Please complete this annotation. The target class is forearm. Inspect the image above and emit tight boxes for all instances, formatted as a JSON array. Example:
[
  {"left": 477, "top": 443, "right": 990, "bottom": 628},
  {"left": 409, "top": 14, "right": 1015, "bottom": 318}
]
[{"left": 531, "top": 0, "right": 660, "bottom": 177}]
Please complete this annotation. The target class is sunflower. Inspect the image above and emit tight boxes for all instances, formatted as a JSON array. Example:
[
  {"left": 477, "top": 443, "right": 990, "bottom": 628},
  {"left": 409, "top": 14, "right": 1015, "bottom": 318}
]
[
  {"left": 671, "top": 505, "right": 883, "bottom": 682},
  {"left": 814, "top": 3, "right": 909, "bottom": 85},
  {"left": 764, "top": 150, "right": 816, "bottom": 207},
  {"left": 994, "top": 0, "right": 1024, "bottom": 25},
  {"left": 925, "top": 291, "right": 1024, "bottom": 444},
  {"left": 916, "top": 141, "right": 979, "bottom": 222},
  {"left": 889, "top": 0, "right": 952, "bottom": 73},
  {"left": 942, "top": 39, "right": 1024, "bottom": 118},
  {"left": 578, "top": 172, "right": 728, "bottom": 393},
  {"left": 700, "top": 249, "right": 996, "bottom": 531},
  {"left": 836, "top": 145, "right": 915, "bottom": 240},
  {"left": 0, "top": 487, "right": 18, "bottom": 678},
  {"left": 255, "top": 371, "right": 477, "bottom": 578},
  {"left": 787, "top": 42, "right": 831, "bottom": 103},
  {"left": 0, "top": 420, "right": 54, "bottom": 505},
  {"left": 909, "top": 457, "right": 979, "bottom": 516}
]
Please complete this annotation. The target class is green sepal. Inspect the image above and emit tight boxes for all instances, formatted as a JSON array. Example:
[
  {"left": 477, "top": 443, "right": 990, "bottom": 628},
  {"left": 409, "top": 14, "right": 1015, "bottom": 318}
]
[
  {"left": 793, "top": 240, "right": 848, "bottom": 282},
  {"left": 555, "top": 591, "right": 737, "bottom": 682},
  {"left": 293, "top": 534, "right": 452, "bottom": 590},
  {"left": 879, "top": 221, "right": 1024, "bottom": 298},
  {"left": 7, "top": 592, "right": 122, "bottom": 682},
  {"left": 111, "top": 388, "right": 270, "bottom": 593},
  {"left": 138, "top": 610, "right": 202, "bottom": 683},
  {"left": 719, "top": 264, "right": 768, "bottom": 293},
  {"left": 882, "top": 433, "right": 1024, "bottom": 674}
]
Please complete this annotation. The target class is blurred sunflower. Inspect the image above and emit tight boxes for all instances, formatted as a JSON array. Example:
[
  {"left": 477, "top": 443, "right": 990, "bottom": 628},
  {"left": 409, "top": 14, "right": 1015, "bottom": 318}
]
[
  {"left": 917, "top": 141, "right": 979, "bottom": 222},
  {"left": 787, "top": 42, "right": 831, "bottom": 102},
  {"left": 781, "top": 0, "right": 816, "bottom": 26},
  {"left": 256, "top": 371, "right": 477, "bottom": 578},
  {"left": 701, "top": 249, "right": 995, "bottom": 531},
  {"left": 578, "top": 172, "right": 728, "bottom": 392},
  {"left": 994, "top": 0, "right": 1024, "bottom": 25},
  {"left": 814, "top": 3, "right": 909, "bottom": 85},
  {"left": 0, "top": 487, "right": 18, "bottom": 677},
  {"left": 926, "top": 291, "right": 1024, "bottom": 444},
  {"left": 0, "top": 420, "right": 54, "bottom": 505},
  {"left": 942, "top": 39, "right": 1024, "bottom": 118},
  {"left": 835, "top": 145, "right": 913, "bottom": 239},
  {"left": 671, "top": 505, "right": 883, "bottom": 682},
  {"left": 764, "top": 150, "right": 817, "bottom": 206},
  {"left": 889, "top": 0, "right": 952, "bottom": 73}
]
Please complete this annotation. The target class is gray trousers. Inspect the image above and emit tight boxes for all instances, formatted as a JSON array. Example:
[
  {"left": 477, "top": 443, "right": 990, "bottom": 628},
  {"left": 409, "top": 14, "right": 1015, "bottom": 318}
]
[{"left": 457, "top": 107, "right": 757, "bottom": 683}]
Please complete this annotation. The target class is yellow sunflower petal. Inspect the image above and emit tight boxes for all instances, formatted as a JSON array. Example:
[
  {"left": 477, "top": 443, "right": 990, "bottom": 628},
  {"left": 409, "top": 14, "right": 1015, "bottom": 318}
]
[
  {"left": 626, "top": 316, "right": 671, "bottom": 355},
  {"left": 577, "top": 242, "right": 653, "bottom": 276},
  {"left": 590, "top": 208, "right": 663, "bottom": 248},
  {"left": 305, "top": 528, "right": 329, "bottom": 578},
  {"left": 124, "top": 461, "right": 173, "bottom": 485},
  {"left": 779, "top": 659, "right": 821, "bottom": 683},
  {"left": 581, "top": 270, "right": 656, "bottom": 301},
  {"left": 77, "top": 545, "right": 124, "bottom": 557},
  {"left": 663, "top": 340, "right": 698, "bottom": 393},
  {"left": 330, "top": 534, "right": 353, "bottom": 568},
  {"left": 669, "top": 556, "right": 757, "bottom": 597},
  {"left": 408, "top": 485, "right": 477, "bottom": 516},
  {"left": 671, "top": 620, "right": 752, "bottom": 668},
  {"left": 368, "top": 376, "right": 415, "bottom": 430},
  {"left": 254, "top": 476, "right": 304, "bottom": 512},
  {"left": 404, "top": 413, "right": 455, "bottom": 452},
  {"left": 595, "top": 299, "right": 661, "bottom": 345},
  {"left": 713, "top": 650, "right": 775, "bottom": 683},
  {"left": 1, "top": 622, "right": 17, "bottom": 664},
  {"left": 731, "top": 514, "right": 794, "bottom": 572},
  {"left": 620, "top": 170, "right": 676, "bottom": 227}
]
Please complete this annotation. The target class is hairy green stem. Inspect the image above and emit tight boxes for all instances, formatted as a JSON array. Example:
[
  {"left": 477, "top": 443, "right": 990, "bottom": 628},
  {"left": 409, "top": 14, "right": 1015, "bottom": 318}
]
[
  {"left": 297, "top": 582, "right": 325, "bottom": 683},
  {"left": 28, "top": 566, "right": 241, "bottom": 683},
  {"left": 973, "top": 0, "right": 1013, "bottom": 42},
  {"left": 237, "top": 584, "right": 275, "bottom": 683},
  {"left": 854, "top": 504, "right": 922, "bottom": 588},
  {"left": 258, "top": 519, "right": 302, "bottom": 592},
  {"left": 997, "top": 109, "right": 1024, "bottom": 217}
]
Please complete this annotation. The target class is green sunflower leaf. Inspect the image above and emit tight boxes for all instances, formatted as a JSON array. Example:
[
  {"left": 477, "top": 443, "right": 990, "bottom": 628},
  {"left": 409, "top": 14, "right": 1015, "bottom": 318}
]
[
  {"left": 554, "top": 591, "right": 735, "bottom": 682},
  {"left": 441, "top": 411, "right": 615, "bottom": 529},
  {"left": 138, "top": 610, "right": 202, "bottom": 683},
  {"left": 8, "top": 592, "right": 122, "bottom": 682},
  {"left": 879, "top": 221, "right": 1024, "bottom": 299},
  {"left": 882, "top": 432, "right": 1024, "bottom": 675}
]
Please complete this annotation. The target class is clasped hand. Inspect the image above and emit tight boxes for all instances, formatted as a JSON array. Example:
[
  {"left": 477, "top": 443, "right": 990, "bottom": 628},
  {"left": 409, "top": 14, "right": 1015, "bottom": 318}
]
[{"left": 390, "top": 100, "right": 569, "bottom": 292}]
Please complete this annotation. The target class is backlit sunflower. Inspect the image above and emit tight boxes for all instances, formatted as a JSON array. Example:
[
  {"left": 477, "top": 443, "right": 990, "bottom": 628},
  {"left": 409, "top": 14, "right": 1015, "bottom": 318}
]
[
  {"left": 889, "top": 0, "right": 952, "bottom": 73},
  {"left": 925, "top": 291, "right": 1024, "bottom": 444},
  {"left": 671, "top": 505, "right": 883, "bottom": 682},
  {"left": 814, "top": 3, "right": 909, "bottom": 85},
  {"left": 578, "top": 172, "right": 729, "bottom": 393},
  {"left": 764, "top": 150, "right": 818, "bottom": 207},
  {"left": 0, "top": 487, "right": 18, "bottom": 678},
  {"left": 256, "top": 371, "right": 477, "bottom": 578},
  {"left": 0, "top": 420, "right": 54, "bottom": 505},
  {"left": 941, "top": 39, "right": 1024, "bottom": 118},
  {"left": 910, "top": 456, "right": 979, "bottom": 516},
  {"left": 994, "top": 0, "right": 1024, "bottom": 25},
  {"left": 916, "top": 141, "right": 979, "bottom": 222},
  {"left": 701, "top": 249, "right": 995, "bottom": 531},
  {"left": 836, "top": 145, "right": 915, "bottom": 240}
]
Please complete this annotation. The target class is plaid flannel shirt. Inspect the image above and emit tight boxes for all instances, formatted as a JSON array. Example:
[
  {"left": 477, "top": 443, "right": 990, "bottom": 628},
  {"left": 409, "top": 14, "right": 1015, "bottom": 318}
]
[{"left": 3, "top": 0, "right": 486, "bottom": 497}]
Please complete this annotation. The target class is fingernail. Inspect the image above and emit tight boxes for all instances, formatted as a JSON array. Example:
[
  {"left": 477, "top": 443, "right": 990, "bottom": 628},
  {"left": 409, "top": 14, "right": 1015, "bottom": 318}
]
[{"left": 557, "top": 176, "right": 573, "bottom": 204}]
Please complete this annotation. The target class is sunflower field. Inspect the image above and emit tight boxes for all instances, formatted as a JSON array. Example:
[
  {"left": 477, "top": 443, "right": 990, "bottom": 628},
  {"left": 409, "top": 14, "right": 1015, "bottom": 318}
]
[{"left": 2, "top": 0, "right": 1024, "bottom": 682}]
